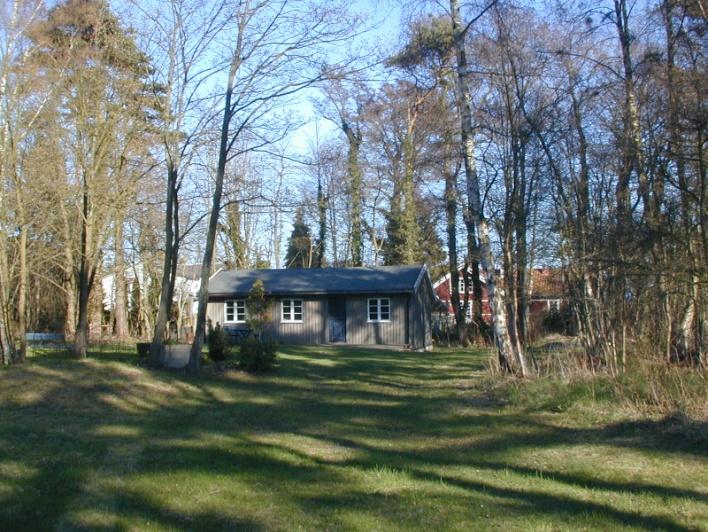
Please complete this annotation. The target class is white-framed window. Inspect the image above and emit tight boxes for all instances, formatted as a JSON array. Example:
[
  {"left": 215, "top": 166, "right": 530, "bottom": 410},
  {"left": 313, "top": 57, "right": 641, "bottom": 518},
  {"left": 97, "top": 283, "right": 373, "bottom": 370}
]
[
  {"left": 224, "top": 300, "right": 246, "bottom": 323},
  {"left": 548, "top": 299, "right": 561, "bottom": 312},
  {"left": 368, "top": 298, "right": 391, "bottom": 322},
  {"left": 458, "top": 302, "right": 473, "bottom": 321},
  {"left": 281, "top": 299, "right": 303, "bottom": 322},
  {"left": 458, "top": 276, "right": 466, "bottom": 293}
]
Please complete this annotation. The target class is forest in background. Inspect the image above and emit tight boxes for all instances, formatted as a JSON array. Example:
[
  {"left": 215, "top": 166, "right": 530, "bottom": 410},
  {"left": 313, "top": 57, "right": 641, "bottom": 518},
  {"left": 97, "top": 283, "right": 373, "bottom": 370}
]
[{"left": 0, "top": 0, "right": 705, "bottom": 376}]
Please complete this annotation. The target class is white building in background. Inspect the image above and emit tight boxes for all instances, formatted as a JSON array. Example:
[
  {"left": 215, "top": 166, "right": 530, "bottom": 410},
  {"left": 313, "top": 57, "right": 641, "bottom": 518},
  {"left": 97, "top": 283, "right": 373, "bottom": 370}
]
[
  {"left": 102, "top": 263, "right": 205, "bottom": 339},
  {"left": 102, "top": 263, "right": 146, "bottom": 312}
]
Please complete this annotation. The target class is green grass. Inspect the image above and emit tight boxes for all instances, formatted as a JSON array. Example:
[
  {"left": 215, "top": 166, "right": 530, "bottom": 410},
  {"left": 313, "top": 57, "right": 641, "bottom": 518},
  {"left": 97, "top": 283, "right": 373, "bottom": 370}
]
[{"left": 0, "top": 345, "right": 706, "bottom": 531}]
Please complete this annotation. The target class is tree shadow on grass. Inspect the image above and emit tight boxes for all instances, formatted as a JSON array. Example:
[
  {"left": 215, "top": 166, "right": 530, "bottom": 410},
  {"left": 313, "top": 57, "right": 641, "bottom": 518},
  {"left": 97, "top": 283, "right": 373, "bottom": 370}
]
[
  {"left": 0, "top": 344, "right": 705, "bottom": 530},
  {"left": 0, "top": 455, "right": 88, "bottom": 531},
  {"left": 277, "top": 424, "right": 708, "bottom": 503},
  {"left": 59, "top": 485, "right": 268, "bottom": 532},
  {"left": 409, "top": 469, "right": 697, "bottom": 531},
  {"left": 250, "top": 431, "right": 705, "bottom": 531}
]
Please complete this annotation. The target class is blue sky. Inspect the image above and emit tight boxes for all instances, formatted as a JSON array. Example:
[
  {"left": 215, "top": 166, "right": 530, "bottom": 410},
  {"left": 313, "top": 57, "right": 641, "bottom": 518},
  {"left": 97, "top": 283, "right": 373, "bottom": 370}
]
[{"left": 288, "top": 0, "right": 404, "bottom": 153}]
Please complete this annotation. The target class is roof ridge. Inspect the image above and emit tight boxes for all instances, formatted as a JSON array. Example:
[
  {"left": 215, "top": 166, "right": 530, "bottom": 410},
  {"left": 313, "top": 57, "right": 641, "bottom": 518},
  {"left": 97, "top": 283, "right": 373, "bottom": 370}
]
[{"left": 209, "top": 264, "right": 427, "bottom": 297}]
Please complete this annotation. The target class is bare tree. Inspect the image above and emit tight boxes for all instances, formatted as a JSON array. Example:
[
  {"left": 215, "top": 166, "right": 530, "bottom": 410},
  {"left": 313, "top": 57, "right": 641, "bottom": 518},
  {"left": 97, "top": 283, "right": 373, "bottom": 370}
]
[
  {"left": 28, "top": 0, "right": 157, "bottom": 358},
  {"left": 123, "top": 0, "right": 228, "bottom": 361},
  {"left": 317, "top": 78, "right": 370, "bottom": 266},
  {"left": 0, "top": 0, "right": 50, "bottom": 362},
  {"left": 448, "top": 0, "right": 527, "bottom": 375},
  {"left": 188, "top": 0, "right": 360, "bottom": 372}
]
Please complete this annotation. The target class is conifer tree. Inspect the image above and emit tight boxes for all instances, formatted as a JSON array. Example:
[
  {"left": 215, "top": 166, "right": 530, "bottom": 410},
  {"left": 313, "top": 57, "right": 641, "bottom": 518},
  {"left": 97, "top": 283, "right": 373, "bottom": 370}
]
[{"left": 285, "top": 207, "right": 316, "bottom": 268}]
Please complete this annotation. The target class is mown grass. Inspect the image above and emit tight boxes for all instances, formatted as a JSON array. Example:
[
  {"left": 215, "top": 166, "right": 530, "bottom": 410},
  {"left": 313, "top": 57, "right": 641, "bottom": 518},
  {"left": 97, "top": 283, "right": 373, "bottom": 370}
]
[{"left": 0, "top": 344, "right": 706, "bottom": 531}]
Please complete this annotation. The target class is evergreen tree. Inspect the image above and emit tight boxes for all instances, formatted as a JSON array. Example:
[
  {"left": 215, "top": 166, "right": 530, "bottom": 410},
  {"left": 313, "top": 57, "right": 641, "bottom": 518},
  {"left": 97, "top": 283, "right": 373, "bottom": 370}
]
[
  {"left": 383, "top": 194, "right": 444, "bottom": 266},
  {"left": 315, "top": 175, "right": 327, "bottom": 267},
  {"left": 246, "top": 279, "right": 270, "bottom": 339},
  {"left": 284, "top": 207, "right": 316, "bottom": 268}
]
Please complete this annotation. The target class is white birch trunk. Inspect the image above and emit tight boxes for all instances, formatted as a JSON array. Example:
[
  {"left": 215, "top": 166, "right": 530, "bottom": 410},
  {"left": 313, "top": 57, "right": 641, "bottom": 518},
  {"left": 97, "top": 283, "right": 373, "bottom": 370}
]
[{"left": 449, "top": 0, "right": 527, "bottom": 375}]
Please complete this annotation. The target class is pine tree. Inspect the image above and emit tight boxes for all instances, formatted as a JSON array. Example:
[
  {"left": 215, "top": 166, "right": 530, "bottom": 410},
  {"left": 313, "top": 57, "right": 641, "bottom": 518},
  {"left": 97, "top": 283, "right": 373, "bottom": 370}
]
[
  {"left": 315, "top": 175, "right": 327, "bottom": 267},
  {"left": 383, "top": 193, "right": 443, "bottom": 266},
  {"left": 284, "top": 207, "right": 316, "bottom": 268}
]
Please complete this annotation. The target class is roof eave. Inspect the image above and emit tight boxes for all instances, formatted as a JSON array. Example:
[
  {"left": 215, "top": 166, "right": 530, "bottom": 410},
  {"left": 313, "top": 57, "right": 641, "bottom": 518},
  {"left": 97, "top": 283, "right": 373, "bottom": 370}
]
[{"left": 208, "top": 288, "right": 416, "bottom": 298}]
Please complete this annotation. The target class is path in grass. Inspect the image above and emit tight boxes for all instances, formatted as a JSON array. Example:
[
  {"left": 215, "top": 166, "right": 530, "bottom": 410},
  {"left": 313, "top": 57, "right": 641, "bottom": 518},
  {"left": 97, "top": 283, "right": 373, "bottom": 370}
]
[{"left": 0, "top": 345, "right": 706, "bottom": 531}]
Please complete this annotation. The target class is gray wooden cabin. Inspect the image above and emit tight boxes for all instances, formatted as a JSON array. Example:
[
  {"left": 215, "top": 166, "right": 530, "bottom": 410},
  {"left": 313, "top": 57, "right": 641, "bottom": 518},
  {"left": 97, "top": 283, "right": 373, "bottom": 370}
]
[{"left": 206, "top": 265, "right": 439, "bottom": 351}]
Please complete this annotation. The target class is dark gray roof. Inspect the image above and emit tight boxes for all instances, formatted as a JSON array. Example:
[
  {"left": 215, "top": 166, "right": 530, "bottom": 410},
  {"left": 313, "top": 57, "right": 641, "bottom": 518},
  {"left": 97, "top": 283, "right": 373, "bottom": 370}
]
[{"left": 208, "top": 265, "right": 428, "bottom": 298}]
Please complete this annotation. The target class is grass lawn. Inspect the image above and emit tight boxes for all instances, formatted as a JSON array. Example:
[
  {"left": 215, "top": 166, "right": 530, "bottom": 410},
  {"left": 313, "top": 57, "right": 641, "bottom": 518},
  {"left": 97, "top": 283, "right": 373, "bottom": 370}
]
[{"left": 0, "top": 345, "right": 706, "bottom": 531}]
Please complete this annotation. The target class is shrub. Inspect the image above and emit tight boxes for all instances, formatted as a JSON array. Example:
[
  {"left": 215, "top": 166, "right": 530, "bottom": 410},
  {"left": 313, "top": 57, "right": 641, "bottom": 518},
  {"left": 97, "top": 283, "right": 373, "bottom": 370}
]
[
  {"left": 207, "top": 321, "right": 231, "bottom": 363},
  {"left": 541, "top": 308, "right": 574, "bottom": 335},
  {"left": 246, "top": 279, "right": 270, "bottom": 339},
  {"left": 136, "top": 342, "right": 151, "bottom": 359},
  {"left": 238, "top": 337, "right": 277, "bottom": 372}
]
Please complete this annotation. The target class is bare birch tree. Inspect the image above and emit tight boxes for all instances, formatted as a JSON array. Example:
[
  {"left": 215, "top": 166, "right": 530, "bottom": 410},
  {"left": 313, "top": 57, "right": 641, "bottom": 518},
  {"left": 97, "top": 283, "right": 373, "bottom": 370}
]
[{"left": 448, "top": 0, "right": 527, "bottom": 375}]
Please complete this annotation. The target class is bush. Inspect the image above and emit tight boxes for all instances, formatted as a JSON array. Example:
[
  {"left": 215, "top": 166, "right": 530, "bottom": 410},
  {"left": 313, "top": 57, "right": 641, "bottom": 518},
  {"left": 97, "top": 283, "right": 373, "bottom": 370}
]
[
  {"left": 207, "top": 321, "right": 231, "bottom": 363},
  {"left": 541, "top": 308, "right": 574, "bottom": 335},
  {"left": 136, "top": 342, "right": 151, "bottom": 359},
  {"left": 238, "top": 337, "right": 277, "bottom": 372}
]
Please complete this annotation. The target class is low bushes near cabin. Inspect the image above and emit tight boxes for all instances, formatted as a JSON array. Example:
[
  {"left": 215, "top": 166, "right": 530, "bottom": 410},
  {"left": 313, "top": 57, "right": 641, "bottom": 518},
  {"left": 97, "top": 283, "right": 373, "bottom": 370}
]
[
  {"left": 432, "top": 317, "right": 492, "bottom": 347},
  {"left": 136, "top": 342, "right": 151, "bottom": 359},
  {"left": 207, "top": 321, "right": 231, "bottom": 368},
  {"left": 238, "top": 337, "right": 277, "bottom": 372},
  {"left": 540, "top": 308, "right": 575, "bottom": 336}
]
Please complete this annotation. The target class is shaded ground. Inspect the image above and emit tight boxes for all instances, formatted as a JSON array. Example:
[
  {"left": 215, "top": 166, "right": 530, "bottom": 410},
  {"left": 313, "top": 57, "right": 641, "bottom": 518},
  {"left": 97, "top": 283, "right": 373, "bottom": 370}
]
[{"left": 0, "top": 345, "right": 706, "bottom": 531}]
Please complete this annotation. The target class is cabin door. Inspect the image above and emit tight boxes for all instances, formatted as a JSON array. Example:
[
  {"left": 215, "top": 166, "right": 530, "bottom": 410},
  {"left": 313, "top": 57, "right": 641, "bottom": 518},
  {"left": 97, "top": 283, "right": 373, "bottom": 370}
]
[{"left": 328, "top": 297, "right": 346, "bottom": 343}]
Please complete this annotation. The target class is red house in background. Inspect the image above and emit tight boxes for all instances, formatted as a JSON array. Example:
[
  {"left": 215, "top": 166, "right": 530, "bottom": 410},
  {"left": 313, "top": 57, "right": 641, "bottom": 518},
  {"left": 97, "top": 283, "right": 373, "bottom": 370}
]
[{"left": 432, "top": 267, "right": 568, "bottom": 323}]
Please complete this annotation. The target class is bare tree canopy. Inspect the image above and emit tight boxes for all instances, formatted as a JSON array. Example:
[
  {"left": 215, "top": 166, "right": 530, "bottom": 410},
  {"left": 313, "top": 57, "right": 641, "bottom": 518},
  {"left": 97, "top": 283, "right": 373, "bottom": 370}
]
[{"left": 0, "top": 0, "right": 704, "bottom": 374}]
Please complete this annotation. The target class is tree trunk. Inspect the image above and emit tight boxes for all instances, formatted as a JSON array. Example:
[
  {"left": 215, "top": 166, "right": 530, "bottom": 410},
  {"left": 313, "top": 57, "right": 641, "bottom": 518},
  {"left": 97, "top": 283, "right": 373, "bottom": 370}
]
[
  {"left": 449, "top": 0, "right": 527, "bottom": 376},
  {"left": 344, "top": 123, "right": 363, "bottom": 266},
  {"left": 63, "top": 266, "right": 76, "bottom": 341},
  {"left": 614, "top": 0, "right": 654, "bottom": 225},
  {"left": 73, "top": 182, "right": 93, "bottom": 359},
  {"left": 16, "top": 223, "right": 27, "bottom": 362},
  {"left": 90, "top": 269, "right": 104, "bottom": 342},
  {"left": 189, "top": 57, "right": 240, "bottom": 373},
  {"left": 113, "top": 215, "right": 128, "bottom": 338},
  {"left": 58, "top": 201, "right": 77, "bottom": 340},
  {"left": 151, "top": 165, "right": 178, "bottom": 365},
  {"left": 677, "top": 292, "right": 697, "bottom": 360},
  {"left": 513, "top": 146, "right": 530, "bottom": 346},
  {"left": 225, "top": 200, "right": 245, "bottom": 268},
  {"left": 0, "top": 304, "right": 10, "bottom": 364},
  {"left": 444, "top": 145, "right": 464, "bottom": 342},
  {"left": 400, "top": 130, "right": 421, "bottom": 264},
  {"left": 73, "top": 261, "right": 91, "bottom": 359},
  {"left": 317, "top": 173, "right": 327, "bottom": 267},
  {"left": 0, "top": 231, "right": 13, "bottom": 364},
  {"left": 462, "top": 171, "right": 484, "bottom": 334}
]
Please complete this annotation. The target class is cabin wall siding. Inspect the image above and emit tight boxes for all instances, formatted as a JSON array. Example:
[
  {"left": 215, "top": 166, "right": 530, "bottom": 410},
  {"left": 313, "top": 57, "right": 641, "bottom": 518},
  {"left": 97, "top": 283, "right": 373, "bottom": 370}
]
[
  {"left": 268, "top": 297, "right": 327, "bottom": 344},
  {"left": 207, "top": 297, "right": 326, "bottom": 344},
  {"left": 207, "top": 290, "right": 425, "bottom": 348},
  {"left": 345, "top": 294, "right": 407, "bottom": 346},
  {"left": 409, "top": 280, "right": 433, "bottom": 350}
]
